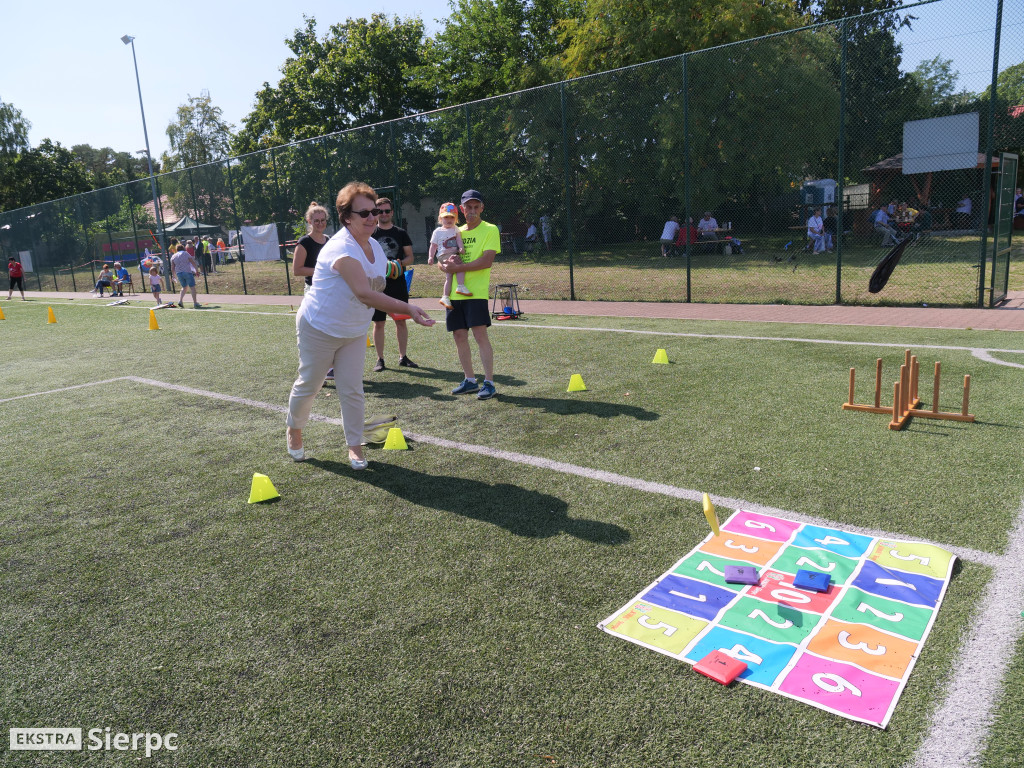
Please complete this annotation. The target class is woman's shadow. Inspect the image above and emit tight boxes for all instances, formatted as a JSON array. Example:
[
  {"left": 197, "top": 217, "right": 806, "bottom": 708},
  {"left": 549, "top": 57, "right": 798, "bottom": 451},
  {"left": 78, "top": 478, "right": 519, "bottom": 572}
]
[{"left": 308, "top": 460, "right": 630, "bottom": 545}]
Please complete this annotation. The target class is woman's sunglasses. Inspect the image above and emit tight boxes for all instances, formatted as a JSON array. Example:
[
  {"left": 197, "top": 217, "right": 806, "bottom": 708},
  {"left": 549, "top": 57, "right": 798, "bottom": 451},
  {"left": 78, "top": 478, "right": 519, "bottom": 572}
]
[{"left": 351, "top": 208, "right": 382, "bottom": 219}]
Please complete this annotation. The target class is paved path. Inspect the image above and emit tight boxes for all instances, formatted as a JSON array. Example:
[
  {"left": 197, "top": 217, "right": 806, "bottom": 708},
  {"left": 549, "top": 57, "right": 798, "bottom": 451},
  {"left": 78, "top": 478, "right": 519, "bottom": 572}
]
[{"left": 11, "top": 290, "right": 1024, "bottom": 332}]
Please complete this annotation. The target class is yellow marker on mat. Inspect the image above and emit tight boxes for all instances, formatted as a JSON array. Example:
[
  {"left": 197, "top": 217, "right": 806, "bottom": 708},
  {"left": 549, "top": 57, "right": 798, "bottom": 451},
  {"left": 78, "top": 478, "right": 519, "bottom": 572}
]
[{"left": 702, "top": 493, "right": 721, "bottom": 537}]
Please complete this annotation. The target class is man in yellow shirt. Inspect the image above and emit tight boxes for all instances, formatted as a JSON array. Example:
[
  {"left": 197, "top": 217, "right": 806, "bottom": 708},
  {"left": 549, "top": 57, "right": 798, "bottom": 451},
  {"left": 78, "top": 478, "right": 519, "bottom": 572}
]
[{"left": 441, "top": 189, "right": 500, "bottom": 400}]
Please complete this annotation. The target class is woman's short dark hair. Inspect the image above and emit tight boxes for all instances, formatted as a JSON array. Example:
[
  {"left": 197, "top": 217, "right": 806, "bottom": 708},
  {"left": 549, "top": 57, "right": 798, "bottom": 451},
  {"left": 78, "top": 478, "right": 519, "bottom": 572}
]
[{"left": 336, "top": 182, "right": 378, "bottom": 227}]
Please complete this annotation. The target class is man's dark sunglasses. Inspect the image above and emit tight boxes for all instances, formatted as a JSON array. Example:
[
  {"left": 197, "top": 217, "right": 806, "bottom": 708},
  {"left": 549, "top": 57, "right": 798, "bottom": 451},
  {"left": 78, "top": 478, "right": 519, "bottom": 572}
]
[
  {"left": 351, "top": 208, "right": 382, "bottom": 218},
  {"left": 378, "top": 208, "right": 393, "bottom": 214}
]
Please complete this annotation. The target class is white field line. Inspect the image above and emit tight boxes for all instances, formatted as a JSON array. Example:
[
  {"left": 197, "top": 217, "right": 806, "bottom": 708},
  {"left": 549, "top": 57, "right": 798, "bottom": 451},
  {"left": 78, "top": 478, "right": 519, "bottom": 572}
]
[
  {"left": 27, "top": 301, "right": 1024, "bottom": 367},
  {"left": 502, "top": 322, "right": 1024, "bottom": 368},
  {"left": 1, "top": 376, "right": 1005, "bottom": 570},
  {"left": 910, "top": 501, "right": 1024, "bottom": 768},
  {"left": 4, "top": 377, "right": 1023, "bottom": 762}
]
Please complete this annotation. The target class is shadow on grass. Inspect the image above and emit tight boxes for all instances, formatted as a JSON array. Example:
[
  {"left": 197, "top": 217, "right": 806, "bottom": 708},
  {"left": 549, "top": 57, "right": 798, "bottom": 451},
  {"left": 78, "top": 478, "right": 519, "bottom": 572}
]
[
  {"left": 361, "top": 366, "right": 527, "bottom": 401},
  {"left": 498, "top": 393, "right": 660, "bottom": 421},
  {"left": 307, "top": 460, "right": 631, "bottom": 544}
]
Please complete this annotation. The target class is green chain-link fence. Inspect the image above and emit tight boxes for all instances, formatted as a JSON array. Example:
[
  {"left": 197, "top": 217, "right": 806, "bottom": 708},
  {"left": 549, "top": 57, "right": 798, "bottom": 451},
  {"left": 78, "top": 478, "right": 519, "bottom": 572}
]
[{"left": 2, "top": 0, "right": 1021, "bottom": 306}]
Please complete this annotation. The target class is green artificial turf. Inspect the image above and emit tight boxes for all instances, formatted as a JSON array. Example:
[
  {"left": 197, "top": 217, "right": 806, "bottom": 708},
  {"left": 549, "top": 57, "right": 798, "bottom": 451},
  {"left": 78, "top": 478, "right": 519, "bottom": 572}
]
[{"left": 1, "top": 299, "right": 1023, "bottom": 766}]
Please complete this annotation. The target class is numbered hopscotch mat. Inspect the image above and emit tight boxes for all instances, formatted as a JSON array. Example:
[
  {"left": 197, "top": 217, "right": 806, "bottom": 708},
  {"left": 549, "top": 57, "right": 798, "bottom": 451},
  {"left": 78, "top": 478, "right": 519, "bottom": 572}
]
[{"left": 598, "top": 510, "right": 956, "bottom": 728}]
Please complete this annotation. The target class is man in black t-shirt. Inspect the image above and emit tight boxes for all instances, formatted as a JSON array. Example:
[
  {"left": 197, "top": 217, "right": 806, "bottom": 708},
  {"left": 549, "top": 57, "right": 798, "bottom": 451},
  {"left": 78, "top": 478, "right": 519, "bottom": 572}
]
[{"left": 370, "top": 197, "right": 417, "bottom": 371}]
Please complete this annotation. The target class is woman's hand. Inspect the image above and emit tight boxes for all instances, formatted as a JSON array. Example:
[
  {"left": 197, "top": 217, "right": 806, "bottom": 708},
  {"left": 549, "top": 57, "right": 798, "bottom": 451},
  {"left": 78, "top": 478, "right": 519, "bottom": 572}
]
[{"left": 408, "top": 305, "right": 435, "bottom": 326}]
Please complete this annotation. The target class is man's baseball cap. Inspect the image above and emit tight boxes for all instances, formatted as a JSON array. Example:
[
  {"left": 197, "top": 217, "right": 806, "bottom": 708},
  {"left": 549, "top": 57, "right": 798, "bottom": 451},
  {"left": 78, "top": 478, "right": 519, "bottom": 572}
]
[{"left": 461, "top": 189, "right": 483, "bottom": 204}]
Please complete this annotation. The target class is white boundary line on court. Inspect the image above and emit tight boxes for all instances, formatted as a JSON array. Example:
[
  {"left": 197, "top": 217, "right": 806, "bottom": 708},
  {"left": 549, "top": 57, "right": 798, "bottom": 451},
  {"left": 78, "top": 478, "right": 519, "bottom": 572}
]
[
  {"left": 4, "top": 373, "right": 1023, "bottom": 763},
  {"left": 33, "top": 301, "right": 1024, "bottom": 368},
  {"left": 503, "top": 322, "right": 1024, "bottom": 369}
]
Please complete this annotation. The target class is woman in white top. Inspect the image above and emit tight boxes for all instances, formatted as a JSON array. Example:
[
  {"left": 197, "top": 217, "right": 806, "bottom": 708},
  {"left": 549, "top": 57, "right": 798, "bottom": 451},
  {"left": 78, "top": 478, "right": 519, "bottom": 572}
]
[{"left": 286, "top": 181, "right": 435, "bottom": 469}]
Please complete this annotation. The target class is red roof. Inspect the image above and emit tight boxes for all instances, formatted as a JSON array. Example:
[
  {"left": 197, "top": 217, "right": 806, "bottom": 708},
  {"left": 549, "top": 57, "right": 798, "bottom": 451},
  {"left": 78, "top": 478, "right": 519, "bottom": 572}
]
[
  {"left": 1009, "top": 105, "right": 1024, "bottom": 118},
  {"left": 142, "top": 194, "right": 181, "bottom": 225}
]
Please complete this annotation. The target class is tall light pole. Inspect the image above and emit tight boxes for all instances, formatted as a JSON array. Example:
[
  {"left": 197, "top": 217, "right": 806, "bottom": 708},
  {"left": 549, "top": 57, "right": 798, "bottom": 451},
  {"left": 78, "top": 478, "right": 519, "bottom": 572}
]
[{"left": 121, "top": 34, "right": 168, "bottom": 286}]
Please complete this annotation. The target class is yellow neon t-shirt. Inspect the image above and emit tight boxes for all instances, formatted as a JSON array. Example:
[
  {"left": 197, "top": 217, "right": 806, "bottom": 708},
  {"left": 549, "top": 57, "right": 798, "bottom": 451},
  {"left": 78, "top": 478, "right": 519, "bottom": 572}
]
[{"left": 452, "top": 220, "right": 500, "bottom": 300}]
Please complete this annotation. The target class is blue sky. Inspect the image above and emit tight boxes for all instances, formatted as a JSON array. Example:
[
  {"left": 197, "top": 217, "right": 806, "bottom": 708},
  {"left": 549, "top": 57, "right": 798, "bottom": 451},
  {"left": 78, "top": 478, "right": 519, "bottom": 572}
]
[
  {"left": 1, "top": 0, "right": 1020, "bottom": 164},
  {"left": 1, "top": 0, "right": 454, "bottom": 160}
]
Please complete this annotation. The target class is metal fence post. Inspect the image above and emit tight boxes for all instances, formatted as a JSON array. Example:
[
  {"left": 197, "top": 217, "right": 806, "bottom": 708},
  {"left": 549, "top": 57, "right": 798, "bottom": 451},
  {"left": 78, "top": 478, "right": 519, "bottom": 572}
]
[
  {"left": 683, "top": 52, "right": 692, "bottom": 303},
  {"left": 187, "top": 168, "right": 210, "bottom": 294},
  {"left": 465, "top": 104, "right": 475, "bottom": 188},
  {"left": 389, "top": 121, "right": 401, "bottom": 219},
  {"left": 836, "top": 19, "right": 848, "bottom": 305},
  {"left": 560, "top": 81, "right": 576, "bottom": 301},
  {"left": 226, "top": 158, "right": 248, "bottom": 295},
  {"left": 977, "top": 0, "right": 1004, "bottom": 307}
]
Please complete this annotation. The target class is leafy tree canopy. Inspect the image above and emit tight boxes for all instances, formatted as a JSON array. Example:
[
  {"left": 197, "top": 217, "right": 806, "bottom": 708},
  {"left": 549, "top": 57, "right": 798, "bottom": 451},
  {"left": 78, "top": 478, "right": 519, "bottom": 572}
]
[
  {"left": 162, "top": 91, "right": 234, "bottom": 171},
  {"left": 908, "top": 55, "right": 960, "bottom": 111},
  {"left": 424, "top": 0, "right": 581, "bottom": 104},
  {"left": 996, "top": 61, "right": 1024, "bottom": 106},
  {"left": 234, "top": 15, "right": 434, "bottom": 153},
  {"left": 0, "top": 97, "right": 30, "bottom": 157},
  {"left": 0, "top": 139, "right": 92, "bottom": 211},
  {"left": 71, "top": 145, "right": 157, "bottom": 189},
  {"left": 554, "top": 0, "right": 808, "bottom": 79}
]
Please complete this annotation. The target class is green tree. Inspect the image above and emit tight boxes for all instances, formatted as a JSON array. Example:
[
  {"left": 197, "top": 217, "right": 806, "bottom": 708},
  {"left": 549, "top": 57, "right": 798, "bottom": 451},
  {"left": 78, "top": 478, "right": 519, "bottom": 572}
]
[
  {"left": 71, "top": 144, "right": 156, "bottom": 190},
  {"left": 554, "top": 0, "right": 807, "bottom": 79},
  {"left": 234, "top": 14, "right": 434, "bottom": 152},
  {"left": 0, "top": 139, "right": 92, "bottom": 212},
  {"left": 162, "top": 91, "right": 234, "bottom": 171},
  {"left": 996, "top": 61, "right": 1024, "bottom": 106},
  {"left": 160, "top": 92, "right": 235, "bottom": 226},
  {"left": 423, "top": 0, "right": 581, "bottom": 104},
  {"left": 0, "top": 97, "right": 30, "bottom": 157},
  {"left": 909, "top": 55, "right": 960, "bottom": 112}
]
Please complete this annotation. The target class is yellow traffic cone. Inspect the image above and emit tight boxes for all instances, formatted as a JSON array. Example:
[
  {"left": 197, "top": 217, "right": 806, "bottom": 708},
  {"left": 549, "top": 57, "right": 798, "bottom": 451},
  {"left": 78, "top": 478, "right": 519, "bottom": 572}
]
[
  {"left": 567, "top": 374, "right": 587, "bottom": 392},
  {"left": 652, "top": 348, "right": 669, "bottom": 364},
  {"left": 702, "top": 493, "right": 721, "bottom": 537},
  {"left": 247, "top": 473, "right": 280, "bottom": 504},
  {"left": 367, "top": 334, "right": 373, "bottom": 347},
  {"left": 148, "top": 309, "right": 160, "bottom": 331},
  {"left": 0, "top": 305, "right": 6, "bottom": 320},
  {"left": 47, "top": 306, "right": 57, "bottom": 324},
  {"left": 382, "top": 427, "right": 409, "bottom": 450}
]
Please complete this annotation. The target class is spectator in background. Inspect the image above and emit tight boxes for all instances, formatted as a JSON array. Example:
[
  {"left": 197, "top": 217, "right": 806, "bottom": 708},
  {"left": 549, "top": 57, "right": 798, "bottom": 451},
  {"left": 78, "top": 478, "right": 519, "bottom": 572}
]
[
  {"left": 194, "top": 237, "right": 208, "bottom": 276},
  {"left": 806, "top": 208, "right": 825, "bottom": 253},
  {"left": 6, "top": 256, "right": 26, "bottom": 300},
  {"left": 185, "top": 239, "right": 195, "bottom": 261},
  {"left": 370, "top": 196, "right": 418, "bottom": 371},
  {"left": 440, "top": 189, "right": 500, "bottom": 401},
  {"left": 823, "top": 206, "right": 837, "bottom": 252},
  {"left": 697, "top": 211, "right": 719, "bottom": 241},
  {"left": 524, "top": 222, "right": 538, "bottom": 251},
  {"left": 92, "top": 264, "right": 114, "bottom": 297},
  {"left": 872, "top": 204, "right": 898, "bottom": 246},
  {"left": 911, "top": 204, "right": 933, "bottom": 234},
  {"left": 112, "top": 262, "right": 131, "bottom": 296},
  {"left": 955, "top": 195, "right": 972, "bottom": 229},
  {"left": 171, "top": 245, "right": 203, "bottom": 309},
  {"left": 293, "top": 202, "right": 330, "bottom": 295},
  {"left": 149, "top": 265, "right": 163, "bottom": 305},
  {"left": 539, "top": 213, "right": 552, "bottom": 250},
  {"left": 673, "top": 217, "right": 699, "bottom": 254},
  {"left": 216, "top": 236, "right": 227, "bottom": 261},
  {"left": 205, "top": 236, "right": 219, "bottom": 273},
  {"left": 659, "top": 215, "right": 680, "bottom": 257}
]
